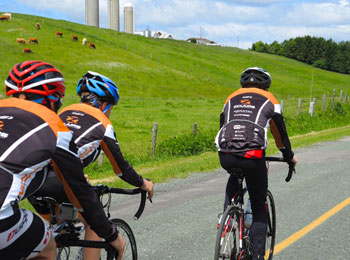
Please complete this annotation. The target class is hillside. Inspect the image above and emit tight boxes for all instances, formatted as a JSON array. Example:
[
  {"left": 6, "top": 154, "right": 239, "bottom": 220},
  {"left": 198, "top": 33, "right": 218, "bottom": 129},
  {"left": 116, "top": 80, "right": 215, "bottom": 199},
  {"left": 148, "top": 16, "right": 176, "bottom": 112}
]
[{"left": 1, "top": 13, "right": 350, "bottom": 165}]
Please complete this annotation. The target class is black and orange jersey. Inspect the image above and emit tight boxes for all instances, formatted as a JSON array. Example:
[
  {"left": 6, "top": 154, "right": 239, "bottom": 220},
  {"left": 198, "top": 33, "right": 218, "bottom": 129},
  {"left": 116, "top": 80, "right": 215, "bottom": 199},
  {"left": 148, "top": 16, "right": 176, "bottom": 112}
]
[
  {"left": 0, "top": 98, "right": 114, "bottom": 239},
  {"left": 58, "top": 103, "right": 144, "bottom": 187},
  {"left": 215, "top": 88, "right": 293, "bottom": 160}
]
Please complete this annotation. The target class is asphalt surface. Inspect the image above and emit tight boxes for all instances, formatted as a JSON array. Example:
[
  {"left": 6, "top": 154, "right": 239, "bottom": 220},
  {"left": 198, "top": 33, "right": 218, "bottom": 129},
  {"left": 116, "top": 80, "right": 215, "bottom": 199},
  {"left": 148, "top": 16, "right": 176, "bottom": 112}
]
[{"left": 109, "top": 137, "right": 350, "bottom": 260}]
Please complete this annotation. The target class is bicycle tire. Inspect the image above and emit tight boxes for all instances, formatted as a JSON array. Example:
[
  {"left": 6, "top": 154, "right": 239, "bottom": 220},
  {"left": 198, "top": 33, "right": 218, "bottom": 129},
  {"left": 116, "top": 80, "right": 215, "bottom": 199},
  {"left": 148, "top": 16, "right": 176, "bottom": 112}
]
[
  {"left": 214, "top": 205, "right": 241, "bottom": 260},
  {"left": 265, "top": 190, "right": 276, "bottom": 260},
  {"left": 102, "top": 218, "right": 137, "bottom": 260}
]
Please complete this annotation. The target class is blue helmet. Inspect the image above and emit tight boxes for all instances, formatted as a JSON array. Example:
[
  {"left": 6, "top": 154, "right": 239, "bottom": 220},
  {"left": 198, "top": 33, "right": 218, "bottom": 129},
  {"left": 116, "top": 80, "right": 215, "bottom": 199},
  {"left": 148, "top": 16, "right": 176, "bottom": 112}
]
[{"left": 77, "top": 71, "right": 119, "bottom": 105}]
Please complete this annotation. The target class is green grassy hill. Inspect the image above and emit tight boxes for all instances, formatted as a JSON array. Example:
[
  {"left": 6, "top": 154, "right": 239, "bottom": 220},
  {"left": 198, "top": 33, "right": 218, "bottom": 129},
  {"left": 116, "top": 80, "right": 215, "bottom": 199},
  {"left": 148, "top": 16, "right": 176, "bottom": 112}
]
[{"left": 1, "top": 13, "right": 350, "bottom": 182}]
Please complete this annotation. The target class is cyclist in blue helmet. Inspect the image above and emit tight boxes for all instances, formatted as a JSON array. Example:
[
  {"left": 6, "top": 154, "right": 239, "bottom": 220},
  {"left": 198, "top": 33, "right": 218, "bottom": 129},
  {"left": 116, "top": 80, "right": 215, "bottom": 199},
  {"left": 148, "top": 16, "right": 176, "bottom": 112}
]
[{"left": 29, "top": 71, "right": 153, "bottom": 260}]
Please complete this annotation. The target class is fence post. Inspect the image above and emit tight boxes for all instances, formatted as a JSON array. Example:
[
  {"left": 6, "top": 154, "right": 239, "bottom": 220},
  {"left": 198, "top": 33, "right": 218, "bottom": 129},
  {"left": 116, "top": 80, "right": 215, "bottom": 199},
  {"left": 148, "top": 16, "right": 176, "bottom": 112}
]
[
  {"left": 280, "top": 100, "right": 284, "bottom": 113},
  {"left": 340, "top": 90, "right": 343, "bottom": 102},
  {"left": 298, "top": 98, "right": 302, "bottom": 115},
  {"left": 322, "top": 94, "right": 326, "bottom": 111},
  {"left": 193, "top": 123, "right": 198, "bottom": 136},
  {"left": 151, "top": 123, "right": 158, "bottom": 158},
  {"left": 345, "top": 93, "right": 348, "bottom": 104},
  {"left": 309, "top": 101, "right": 315, "bottom": 116},
  {"left": 332, "top": 89, "right": 336, "bottom": 109},
  {"left": 97, "top": 151, "right": 104, "bottom": 165}
]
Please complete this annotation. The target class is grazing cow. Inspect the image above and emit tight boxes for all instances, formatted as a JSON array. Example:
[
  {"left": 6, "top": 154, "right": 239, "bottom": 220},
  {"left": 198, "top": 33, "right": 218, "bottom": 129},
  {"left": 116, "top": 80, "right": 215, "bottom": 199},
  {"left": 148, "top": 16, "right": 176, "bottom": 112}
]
[
  {"left": 82, "top": 37, "right": 87, "bottom": 46},
  {"left": 29, "top": 38, "right": 38, "bottom": 44},
  {"left": 0, "top": 15, "right": 9, "bottom": 21},
  {"left": 16, "top": 38, "right": 26, "bottom": 44},
  {"left": 23, "top": 48, "right": 33, "bottom": 53},
  {"left": 35, "top": 23, "right": 41, "bottom": 30},
  {"left": 89, "top": 42, "right": 96, "bottom": 49},
  {"left": 2, "top": 13, "right": 11, "bottom": 19},
  {"left": 72, "top": 35, "right": 78, "bottom": 41},
  {"left": 56, "top": 31, "right": 63, "bottom": 38}
]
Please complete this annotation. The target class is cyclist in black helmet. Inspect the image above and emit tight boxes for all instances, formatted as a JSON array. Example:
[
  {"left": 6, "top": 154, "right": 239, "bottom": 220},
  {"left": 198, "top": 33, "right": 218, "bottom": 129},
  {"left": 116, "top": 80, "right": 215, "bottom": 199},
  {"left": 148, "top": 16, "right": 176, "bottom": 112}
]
[{"left": 215, "top": 67, "right": 297, "bottom": 260}]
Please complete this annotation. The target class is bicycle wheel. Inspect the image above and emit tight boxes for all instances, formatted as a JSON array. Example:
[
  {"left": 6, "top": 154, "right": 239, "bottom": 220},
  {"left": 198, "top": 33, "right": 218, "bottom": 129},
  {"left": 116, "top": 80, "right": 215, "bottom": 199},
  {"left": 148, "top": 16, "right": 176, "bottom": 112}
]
[
  {"left": 101, "top": 218, "right": 137, "bottom": 260},
  {"left": 265, "top": 190, "right": 276, "bottom": 260},
  {"left": 214, "top": 205, "right": 241, "bottom": 260}
]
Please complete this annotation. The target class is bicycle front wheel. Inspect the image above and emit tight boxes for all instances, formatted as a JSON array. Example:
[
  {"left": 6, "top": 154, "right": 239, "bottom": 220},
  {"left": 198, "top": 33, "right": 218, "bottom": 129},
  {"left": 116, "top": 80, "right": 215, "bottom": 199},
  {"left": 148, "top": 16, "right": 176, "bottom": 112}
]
[
  {"left": 214, "top": 205, "right": 241, "bottom": 260},
  {"left": 265, "top": 190, "right": 276, "bottom": 260},
  {"left": 101, "top": 218, "right": 137, "bottom": 260}
]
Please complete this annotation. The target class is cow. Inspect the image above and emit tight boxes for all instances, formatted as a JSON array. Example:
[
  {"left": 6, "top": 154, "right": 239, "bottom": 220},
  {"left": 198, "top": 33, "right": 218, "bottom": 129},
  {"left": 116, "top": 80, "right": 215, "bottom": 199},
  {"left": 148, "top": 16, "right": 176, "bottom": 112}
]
[
  {"left": 0, "top": 15, "right": 9, "bottom": 21},
  {"left": 29, "top": 38, "right": 38, "bottom": 44},
  {"left": 89, "top": 42, "right": 96, "bottom": 49},
  {"left": 72, "top": 35, "right": 78, "bottom": 41},
  {"left": 82, "top": 37, "right": 87, "bottom": 46},
  {"left": 16, "top": 38, "right": 26, "bottom": 44},
  {"left": 56, "top": 31, "right": 63, "bottom": 38},
  {"left": 35, "top": 23, "right": 41, "bottom": 30},
  {"left": 23, "top": 48, "right": 33, "bottom": 53},
  {"left": 2, "top": 13, "right": 11, "bottom": 19}
]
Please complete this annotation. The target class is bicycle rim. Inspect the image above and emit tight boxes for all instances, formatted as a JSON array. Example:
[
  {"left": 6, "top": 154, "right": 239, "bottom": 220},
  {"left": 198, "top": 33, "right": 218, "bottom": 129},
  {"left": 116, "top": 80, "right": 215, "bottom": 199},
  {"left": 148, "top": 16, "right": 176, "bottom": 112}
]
[
  {"left": 265, "top": 190, "right": 276, "bottom": 260},
  {"left": 214, "top": 206, "right": 241, "bottom": 260},
  {"left": 101, "top": 218, "right": 137, "bottom": 260}
]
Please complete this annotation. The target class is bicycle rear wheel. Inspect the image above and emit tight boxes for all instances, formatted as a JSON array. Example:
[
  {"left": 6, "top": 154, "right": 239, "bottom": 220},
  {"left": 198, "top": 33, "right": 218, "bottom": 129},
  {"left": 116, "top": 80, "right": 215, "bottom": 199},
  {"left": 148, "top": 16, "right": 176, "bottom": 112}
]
[
  {"left": 265, "top": 190, "right": 276, "bottom": 260},
  {"left": 214, "top": 205, "right": 241, "bottom": 260},
  {"left": 101, "top": 218, "right": 137, "bottom": 260}
]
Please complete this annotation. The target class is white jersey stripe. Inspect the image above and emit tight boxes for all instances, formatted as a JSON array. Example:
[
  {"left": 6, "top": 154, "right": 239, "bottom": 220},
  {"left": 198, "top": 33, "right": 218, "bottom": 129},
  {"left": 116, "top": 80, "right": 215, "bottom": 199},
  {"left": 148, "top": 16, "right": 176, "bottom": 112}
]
[{"left": 75, "top": 122, "right": 102, "bottom": 144}]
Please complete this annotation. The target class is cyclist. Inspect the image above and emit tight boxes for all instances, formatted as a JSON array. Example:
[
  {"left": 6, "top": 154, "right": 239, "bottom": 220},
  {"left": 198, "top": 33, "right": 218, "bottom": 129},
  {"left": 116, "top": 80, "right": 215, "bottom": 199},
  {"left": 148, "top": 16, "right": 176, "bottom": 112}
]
[
  {"left": 215, "top": 67, "right": 297, "bottom": 260},
  {"left": 29, "top": 71, "right": 154, "bottom": 260},
  {"left": 0, "top": 61, "right": 124, "bottom": 260}
]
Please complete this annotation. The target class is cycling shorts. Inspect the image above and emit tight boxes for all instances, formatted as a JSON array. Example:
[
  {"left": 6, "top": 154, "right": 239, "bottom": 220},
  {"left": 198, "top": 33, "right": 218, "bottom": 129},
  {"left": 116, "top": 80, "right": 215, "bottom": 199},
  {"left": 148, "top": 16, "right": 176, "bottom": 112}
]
[{"left": 0, "top": 209, "right": 51, "bottom": 259}]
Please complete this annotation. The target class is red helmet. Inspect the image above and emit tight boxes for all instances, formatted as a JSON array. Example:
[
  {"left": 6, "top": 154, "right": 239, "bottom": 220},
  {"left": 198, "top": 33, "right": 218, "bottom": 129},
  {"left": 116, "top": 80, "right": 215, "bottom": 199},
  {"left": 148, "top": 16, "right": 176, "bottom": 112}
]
[{"left": 5, "top": 60, "right": 65, "bottom": 97}]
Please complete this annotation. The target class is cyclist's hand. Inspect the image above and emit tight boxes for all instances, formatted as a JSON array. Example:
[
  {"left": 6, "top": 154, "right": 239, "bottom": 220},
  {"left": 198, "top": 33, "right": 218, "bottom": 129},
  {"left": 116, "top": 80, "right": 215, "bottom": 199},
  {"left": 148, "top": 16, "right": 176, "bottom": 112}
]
[
  {"left": 291, "top": 155, "right": 298, "bottom": 168},
  {"left": 109, "top": 233, "right": 126, "bottom": 260},
  {"left": 141, "top": 179, "right": 154, "bottom": 201}
]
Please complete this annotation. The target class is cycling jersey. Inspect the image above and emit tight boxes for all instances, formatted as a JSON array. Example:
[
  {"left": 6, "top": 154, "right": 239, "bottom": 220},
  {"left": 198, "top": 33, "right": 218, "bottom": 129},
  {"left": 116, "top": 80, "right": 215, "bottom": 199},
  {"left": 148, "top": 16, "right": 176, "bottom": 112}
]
[
  {"left": 58, "top": 103, "right": 144, "bottom": 187},
  {"left": 0, "top": 98, "right": 115, "bottom": 247},
  {"left": 215, "top": 88, "right": 293, "bottom": 160}
]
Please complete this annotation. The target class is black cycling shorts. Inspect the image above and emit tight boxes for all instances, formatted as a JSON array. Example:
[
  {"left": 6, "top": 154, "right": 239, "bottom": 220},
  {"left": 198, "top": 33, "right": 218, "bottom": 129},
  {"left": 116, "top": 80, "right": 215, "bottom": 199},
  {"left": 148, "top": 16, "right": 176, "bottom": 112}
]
[{"left": 0, "top": 209, "right": 51, "bottom": 259}]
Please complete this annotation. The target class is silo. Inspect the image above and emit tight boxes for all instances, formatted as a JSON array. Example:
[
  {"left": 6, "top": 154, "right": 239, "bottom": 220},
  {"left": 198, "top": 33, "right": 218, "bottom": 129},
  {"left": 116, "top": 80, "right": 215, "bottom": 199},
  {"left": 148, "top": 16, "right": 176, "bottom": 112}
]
[
  {"left": 124, "top": 3, "right": 134, "bottom": 34},
  {"left": 108, "top": 0, "right": 120, "bottom": 31},
  {"left": 85, "top": 0, "right": 99, "bottom": 28}
]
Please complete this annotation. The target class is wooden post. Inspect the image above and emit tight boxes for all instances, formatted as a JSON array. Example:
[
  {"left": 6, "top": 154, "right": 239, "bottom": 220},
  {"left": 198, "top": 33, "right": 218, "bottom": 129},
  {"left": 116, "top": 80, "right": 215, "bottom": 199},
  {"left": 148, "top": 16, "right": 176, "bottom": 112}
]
[
  {"left": 340, "top": 90, "right": 343, "bottom": 102},
  {"left": 309, "top": 101, "right": 315, "bottom": 116},
  {"left": 280, "top": 100, "right": 284, "bottom": 113},
  {"left": 332, "top": 89, "right": 336, "bottom": 109},
  {"left": 150, "top": 53, "right": 152, "bottom": 59},
  {"left": 193, "top": 123, "right": 198, "bottom": 136},
  {"left": 97, "top": 151, "right": 104, "bottom": 165},
  {"left": 298, "top": 98, "right": 302, "bottom": 115},
  {"left": 151, "top": 123, "right": 158, "bottom": 158},
  {"left": 322, "top": 94, "right": 326, "bottom": 111},
  {"left": 345, "top": 93, "right": 348, "bottom": 104}
]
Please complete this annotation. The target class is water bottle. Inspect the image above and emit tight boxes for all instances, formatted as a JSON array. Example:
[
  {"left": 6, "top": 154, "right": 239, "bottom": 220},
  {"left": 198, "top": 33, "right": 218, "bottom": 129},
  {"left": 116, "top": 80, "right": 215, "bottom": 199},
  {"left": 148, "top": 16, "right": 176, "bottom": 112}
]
[{"left": 244, "top": 198, "right": 253, "bottom": 229}]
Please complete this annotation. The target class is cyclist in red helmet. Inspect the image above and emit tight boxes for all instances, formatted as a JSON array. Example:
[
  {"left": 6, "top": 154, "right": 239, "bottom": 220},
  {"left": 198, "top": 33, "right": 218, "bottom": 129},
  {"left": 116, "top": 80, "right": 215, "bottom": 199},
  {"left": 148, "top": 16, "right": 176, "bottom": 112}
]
[
  {"left": 215, "top": 67, "right": 297, "bottom": 260},
  {"left": 28, "top": 71, "right": 154, "bottom": 260},
  {"left": 0, "top": 61, "right": 124, "bottom": 260}
]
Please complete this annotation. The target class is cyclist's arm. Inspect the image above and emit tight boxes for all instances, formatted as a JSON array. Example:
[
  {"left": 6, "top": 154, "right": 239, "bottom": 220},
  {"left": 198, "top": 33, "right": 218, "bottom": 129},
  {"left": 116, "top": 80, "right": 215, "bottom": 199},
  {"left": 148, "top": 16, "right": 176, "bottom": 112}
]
[
  {"left": 100, "top": 135, "right": 144, "bottom": 187},
  {"left": 52, "top": 147, "right": 117, "bottom": 241},
  {"left": 270, "top": 112, "right": 294, "bottom": 161}
]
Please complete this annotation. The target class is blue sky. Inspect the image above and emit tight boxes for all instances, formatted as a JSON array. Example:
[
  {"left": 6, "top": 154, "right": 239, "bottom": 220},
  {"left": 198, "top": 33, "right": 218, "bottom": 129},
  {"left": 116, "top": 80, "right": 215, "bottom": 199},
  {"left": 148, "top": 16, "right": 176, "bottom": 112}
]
[{"left": 1, "top": 0, "right": 350, "bottom": 49}]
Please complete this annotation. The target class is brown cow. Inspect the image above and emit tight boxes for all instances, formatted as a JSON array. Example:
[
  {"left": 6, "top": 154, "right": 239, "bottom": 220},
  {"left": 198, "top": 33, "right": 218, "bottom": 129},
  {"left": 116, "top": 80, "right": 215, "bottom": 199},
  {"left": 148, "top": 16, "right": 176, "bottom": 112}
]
[
  {"left": 16, "top": 38, "right": 26, "bottom": 44},
  {"left": 23, "top": 48, "right": 33, "bottom": 53},
  {"left": 89, "top": 42, "right": 96, "bottom": 49},
  {"left": 56, "top": 31, "right": 63, "bottom": 38},
  {"left": 0, "top": 15, "right": 9, "bottom": 21},
  {"left": 35, "top": 23, "right": 41, "bottom": 30},
  {"left": 29, "top": 38, "right": 38, "bottom": 44},
  {"left": 72, "top": 35, "right": 78, "bottom": 41}
]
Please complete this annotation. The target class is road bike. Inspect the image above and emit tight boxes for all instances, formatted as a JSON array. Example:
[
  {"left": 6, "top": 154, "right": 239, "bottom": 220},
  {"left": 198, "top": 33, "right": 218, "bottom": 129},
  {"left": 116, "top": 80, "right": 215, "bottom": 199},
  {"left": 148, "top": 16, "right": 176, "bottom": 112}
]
[
  {"left": 30, "top": 184, "right": 148, "bottom": 260},
  {"left": 214, "top": 157, "right": 295, "bottom": 260}
]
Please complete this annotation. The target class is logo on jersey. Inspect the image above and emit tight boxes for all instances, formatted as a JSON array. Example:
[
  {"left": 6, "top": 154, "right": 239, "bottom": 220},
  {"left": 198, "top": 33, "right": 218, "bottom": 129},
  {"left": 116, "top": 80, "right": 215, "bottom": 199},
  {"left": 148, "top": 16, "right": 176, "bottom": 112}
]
[
  {"left": 66, "top": 116, "right": 79, "bottom": 124},
  {"left": 240, "top": 99, "right": 251, "bottom": 105},
  {"left": 0, "top": 120, "right": 9, "bottom": 139},
  {"left": 0, "top": 120, "right": 3, "bottom": 130}
]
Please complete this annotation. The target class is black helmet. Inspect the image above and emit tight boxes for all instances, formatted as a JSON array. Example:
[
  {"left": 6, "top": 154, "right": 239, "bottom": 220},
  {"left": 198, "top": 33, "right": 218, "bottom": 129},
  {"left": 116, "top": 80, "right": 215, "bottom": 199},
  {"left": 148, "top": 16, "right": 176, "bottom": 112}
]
[{"left": 240, "top": 67, "right": 271, "bottom": 89}]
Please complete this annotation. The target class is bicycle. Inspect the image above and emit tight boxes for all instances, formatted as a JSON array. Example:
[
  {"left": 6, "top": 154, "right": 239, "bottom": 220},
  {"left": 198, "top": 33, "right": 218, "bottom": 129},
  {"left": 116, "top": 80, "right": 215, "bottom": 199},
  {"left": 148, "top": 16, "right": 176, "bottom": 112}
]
[
  {"left": 214, "top": 157, "right": 295, "bottom": 260},
  {"left": 30, "top": 184, "right": 148, "bottom": 260}
]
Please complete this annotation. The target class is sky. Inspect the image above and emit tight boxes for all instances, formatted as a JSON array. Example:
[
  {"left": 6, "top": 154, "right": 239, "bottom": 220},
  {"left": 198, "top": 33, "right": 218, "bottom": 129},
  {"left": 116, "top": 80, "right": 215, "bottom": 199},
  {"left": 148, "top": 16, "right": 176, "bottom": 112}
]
[{"left": 1, "top": 0, "right": 350, "bottom": 49}]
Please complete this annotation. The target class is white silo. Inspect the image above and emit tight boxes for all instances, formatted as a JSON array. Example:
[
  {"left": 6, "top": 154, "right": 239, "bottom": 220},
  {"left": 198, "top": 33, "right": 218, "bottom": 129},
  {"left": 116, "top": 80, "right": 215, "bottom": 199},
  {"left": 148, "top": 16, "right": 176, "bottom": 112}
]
[
  {"left": 85, "top": 0, "right": 99, "bottom": 28},
  {"left": 108, "top": 0, "right": 120, "bottom": 31},
  {"left": 124, "top": 3, "right": 134, "bottom": 34}
]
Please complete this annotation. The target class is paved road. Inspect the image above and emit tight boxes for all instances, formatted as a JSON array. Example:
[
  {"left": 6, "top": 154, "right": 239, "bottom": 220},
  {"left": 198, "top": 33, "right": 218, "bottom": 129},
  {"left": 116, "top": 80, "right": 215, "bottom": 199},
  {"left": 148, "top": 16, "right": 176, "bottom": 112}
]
[{"left": 110, "top": 137, "right": 350, "bottom": 260}]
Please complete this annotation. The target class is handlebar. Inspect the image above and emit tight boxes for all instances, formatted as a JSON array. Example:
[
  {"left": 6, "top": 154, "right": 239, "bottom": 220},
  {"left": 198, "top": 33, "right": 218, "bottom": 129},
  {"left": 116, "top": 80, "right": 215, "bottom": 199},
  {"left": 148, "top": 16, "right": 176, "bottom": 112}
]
[
  {"left": 93, "top": 185, "right": 147, "bottom": 220},
  {"left": 265, "top": 156, "right": 296, "bottom": 182}
]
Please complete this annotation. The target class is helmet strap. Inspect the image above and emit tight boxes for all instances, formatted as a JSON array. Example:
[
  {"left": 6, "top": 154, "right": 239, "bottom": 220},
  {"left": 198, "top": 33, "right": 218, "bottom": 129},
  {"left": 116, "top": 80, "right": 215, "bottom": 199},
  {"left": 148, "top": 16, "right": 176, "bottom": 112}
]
[{"left": 102, "top": 103, "right": 112, "bottom": 114}]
